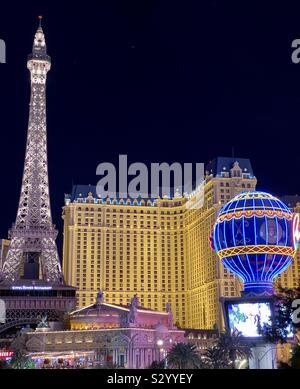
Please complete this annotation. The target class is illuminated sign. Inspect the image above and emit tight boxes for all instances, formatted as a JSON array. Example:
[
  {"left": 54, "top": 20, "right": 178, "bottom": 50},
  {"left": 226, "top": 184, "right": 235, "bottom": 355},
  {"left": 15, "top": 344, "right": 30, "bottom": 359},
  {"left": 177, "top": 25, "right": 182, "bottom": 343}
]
[
  {"left": 226, "top": 300, "right": 293, "bottom": 339},
  {"left": 212, "top": 191, "right": 296, "bottom": 294},
  {"left": 227, "top": 302, "right": 272, "bottom": 337},
  {"left": 0, "top": 351, "right": 13, "bottom": 358},
  {"left": 11, "top": 286, "right": 52, "bottom": 291}
]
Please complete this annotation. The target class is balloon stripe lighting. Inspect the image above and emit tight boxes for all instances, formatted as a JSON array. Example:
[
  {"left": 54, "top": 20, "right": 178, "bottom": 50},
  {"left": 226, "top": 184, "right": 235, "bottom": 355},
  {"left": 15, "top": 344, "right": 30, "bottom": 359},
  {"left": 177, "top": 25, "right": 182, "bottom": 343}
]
[
  {"left": 217, "top": 245, "right": 295, "bottom": 257},
  {"left": 243, "top": 207, "right": 256, "bottom": 281},
  {"left": 217, "top": 210, "right": 292, "bottom": 222},
  {"left": 212, "top": 191, "right": 299, "bottom": 295},
  {"left": 261, "top": 199, "right": 268, "bottom": 278},
  {"left": 293, "top": 213, "right": 300, "bottom": 250}
]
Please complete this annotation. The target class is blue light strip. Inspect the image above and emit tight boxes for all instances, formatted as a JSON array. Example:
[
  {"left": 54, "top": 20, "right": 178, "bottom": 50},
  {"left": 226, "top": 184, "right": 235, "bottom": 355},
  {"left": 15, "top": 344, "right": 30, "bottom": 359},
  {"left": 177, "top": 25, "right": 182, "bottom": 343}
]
[
  {"left": 223, "top": 217, "right": 228, "bottom": 250},
  {"left": 263, "top": 199, "right": 280, "bottom": 282},
  {"left": 244, "top": 282, "right": 273, "bottom": 290},
  {"left": 283, "top": 216, "right": 288, "bottom": 246},
  {"left": 271, "top": 253, "right": 291, "bottom": 280},
  {"left": 244, "top": 282, "right": 273, "bottom": 288},
  {"left": 223, "top": 258, "right": 246, "bottom": 282},
  {"left": 215, "top": 219, "right": 222, "bottom": 252},
  {"left": 260, "top": 197, "right": 268, "bottom": 281},
  {"left": 269, "top": 254, "right": 291, "bottom": 281},
  {"left": 243, "top": 195, "right": 255, "bottom": 281},
  {"left": 273, "top": 196, "right": 291, "bottom": 213},
  {"left": 267, "top": 254, "right": 283, "bottom": 280},
  {"left": 231, "top": 199, "right": 251, "bottom": 281},
  {"left": 272, "top": 257, "right": 292, "bottom": 280},
  {"left": 253, "top": 196, "right": 259, "bottom": 280}
]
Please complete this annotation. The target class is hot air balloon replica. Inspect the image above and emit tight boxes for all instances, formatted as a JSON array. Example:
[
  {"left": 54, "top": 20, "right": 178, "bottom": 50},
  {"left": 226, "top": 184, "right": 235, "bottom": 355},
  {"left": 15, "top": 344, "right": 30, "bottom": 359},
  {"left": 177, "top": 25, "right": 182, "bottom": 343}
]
[
  {"left": 211, "top": 191, "right": 299, "bottom": 368},
  {"left": 212, "top": 191, "right": 298, "bottom": 295}
]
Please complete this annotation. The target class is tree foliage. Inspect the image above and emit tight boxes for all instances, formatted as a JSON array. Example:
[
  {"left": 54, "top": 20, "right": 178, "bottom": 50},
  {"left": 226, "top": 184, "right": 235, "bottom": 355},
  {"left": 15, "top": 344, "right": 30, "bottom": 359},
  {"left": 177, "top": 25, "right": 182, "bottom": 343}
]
[
  {"left": 166, "top": 343, "right": 202, "bottom": 369},
  {"left": 203, "top": 346, "right": 230, "bottom": 369},
  {"left": 10, "top": 351, "right": 35, "bottom": 369},
  {"left": 0, "top": 359, "right": 10, "bottom": 369},
  {"left": 203, "top": 329, "right": 252, "bottom": 369},
  {"left": 258, "top": 283, "right": 300, "bottom": 344},
  {"left": 147, "top": 360, "right": 165, "bottom": 369},
  {"left": 290, "top": 344, "right": 300, "bottom": 369}
]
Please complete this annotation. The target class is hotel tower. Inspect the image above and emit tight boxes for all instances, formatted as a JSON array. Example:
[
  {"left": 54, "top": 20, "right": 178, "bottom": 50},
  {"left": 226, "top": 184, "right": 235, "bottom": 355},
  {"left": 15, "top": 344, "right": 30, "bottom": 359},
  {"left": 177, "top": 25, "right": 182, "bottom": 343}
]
[{"left": 62, "top": 157, "right": 258, "bottom": 329}]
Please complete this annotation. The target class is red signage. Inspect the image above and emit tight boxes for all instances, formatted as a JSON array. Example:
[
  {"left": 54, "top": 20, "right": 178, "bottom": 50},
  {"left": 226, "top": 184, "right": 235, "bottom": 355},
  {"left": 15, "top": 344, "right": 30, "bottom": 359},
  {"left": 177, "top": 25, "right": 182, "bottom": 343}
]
[{"left": 0, "top": 351, "right": 13, "bottom": 358}]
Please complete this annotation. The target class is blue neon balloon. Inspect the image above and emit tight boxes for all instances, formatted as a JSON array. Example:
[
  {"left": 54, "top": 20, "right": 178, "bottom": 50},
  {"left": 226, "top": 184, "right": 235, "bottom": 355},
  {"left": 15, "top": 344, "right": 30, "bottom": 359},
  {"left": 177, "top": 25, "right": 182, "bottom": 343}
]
[{"left": 212, "top": 191, "right": 297, "bottom": 294}]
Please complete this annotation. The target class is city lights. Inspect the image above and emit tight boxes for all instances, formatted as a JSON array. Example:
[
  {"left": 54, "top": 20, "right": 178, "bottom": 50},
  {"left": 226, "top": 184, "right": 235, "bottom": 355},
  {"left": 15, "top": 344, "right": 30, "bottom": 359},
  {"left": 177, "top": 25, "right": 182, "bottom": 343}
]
[{"left": 0, "top": 11, "right": 299, "bottom": 374}]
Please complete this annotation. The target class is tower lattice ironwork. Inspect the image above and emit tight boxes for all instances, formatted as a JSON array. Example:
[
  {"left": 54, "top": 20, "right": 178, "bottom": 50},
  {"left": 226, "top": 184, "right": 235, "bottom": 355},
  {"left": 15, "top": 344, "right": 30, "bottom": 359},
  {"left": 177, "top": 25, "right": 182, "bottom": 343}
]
[{"left": 1, "top": 19, "right": 64, "bottom": 284}]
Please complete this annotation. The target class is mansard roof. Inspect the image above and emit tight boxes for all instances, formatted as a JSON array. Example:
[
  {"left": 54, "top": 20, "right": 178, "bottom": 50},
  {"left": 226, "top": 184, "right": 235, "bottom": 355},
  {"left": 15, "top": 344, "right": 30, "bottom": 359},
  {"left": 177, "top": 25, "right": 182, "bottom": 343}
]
[{"left": 206, "top": 156, "right": 254, "bottom": 178}]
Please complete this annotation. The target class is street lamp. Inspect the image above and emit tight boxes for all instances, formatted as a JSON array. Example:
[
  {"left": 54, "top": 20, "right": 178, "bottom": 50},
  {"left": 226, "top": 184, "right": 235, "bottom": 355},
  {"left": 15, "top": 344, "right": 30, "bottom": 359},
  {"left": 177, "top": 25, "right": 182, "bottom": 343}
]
[
  {"left": 257, "top": 345, "right": 286, "bottom": 369},
  {"left": 237, "top": 358, "right": 248, "bottom": 369},
  {"left": 156, "top": 339, "right": 167, "bottom": 368},
  {"left": 157, "top": 339, "right": 163, "bottom": 362},
  {"left": 157, "top": 339, "right": 163, "bottom": 347}
]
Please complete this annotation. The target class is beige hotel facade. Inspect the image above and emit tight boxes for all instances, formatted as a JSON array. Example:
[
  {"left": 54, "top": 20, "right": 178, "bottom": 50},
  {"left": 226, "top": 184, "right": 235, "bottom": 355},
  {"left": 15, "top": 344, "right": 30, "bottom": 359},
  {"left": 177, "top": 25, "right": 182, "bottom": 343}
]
[{"left": 62, "top": 157, "right": 300, "bottom": 329}]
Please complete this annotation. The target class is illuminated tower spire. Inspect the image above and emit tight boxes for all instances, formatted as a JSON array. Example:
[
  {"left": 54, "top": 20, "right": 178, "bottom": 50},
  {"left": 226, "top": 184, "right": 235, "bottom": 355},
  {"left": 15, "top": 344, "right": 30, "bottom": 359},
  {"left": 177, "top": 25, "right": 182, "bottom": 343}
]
[
  {"left": 32, "top": 16, "right": 47, "bottom": 55},
  {"left": 1, "top": 18, "right": 64, "bottom": 284}
]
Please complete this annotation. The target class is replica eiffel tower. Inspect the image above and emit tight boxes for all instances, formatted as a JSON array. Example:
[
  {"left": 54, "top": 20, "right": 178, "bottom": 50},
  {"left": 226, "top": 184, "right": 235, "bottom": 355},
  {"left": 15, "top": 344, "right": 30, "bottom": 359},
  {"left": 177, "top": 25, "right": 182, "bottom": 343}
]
[
  {"left": 2, "top": 17, "right": 63, "bottom": 284},
  {"left": 0, "top": 18, "right": 76, "bottom": 333}
]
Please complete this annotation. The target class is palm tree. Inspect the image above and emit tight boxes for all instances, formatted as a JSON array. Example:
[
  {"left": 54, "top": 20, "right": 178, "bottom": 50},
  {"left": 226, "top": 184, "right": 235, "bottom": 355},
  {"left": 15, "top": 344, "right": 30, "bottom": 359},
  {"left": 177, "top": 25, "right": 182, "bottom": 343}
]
[
  {"left": 148, "top": 360, "right": 165, "bottom": 369},
  {"left": 217, "top": 329, "right": 252, "bottom": 368},
  {"left": 166, "top": 343, "right": 202, "bottom": 369},
  {"left": 203, "top": 346, "right": 230, "bottom": 369},
  {"left": 10, "top": 351, "right": 35, "bottom": 369},
  {"left": 0, "top": 359, "right": 10, "bottom": 369},
  {"left": 290, "top": 344, "right": 300, "bottom": 369}
]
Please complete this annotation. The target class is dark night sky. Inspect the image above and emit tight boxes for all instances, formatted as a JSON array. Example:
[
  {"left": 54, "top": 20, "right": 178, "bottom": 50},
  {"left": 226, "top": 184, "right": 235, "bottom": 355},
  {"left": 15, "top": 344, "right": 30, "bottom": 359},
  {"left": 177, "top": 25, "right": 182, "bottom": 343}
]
[{"left": 0, "top": 1, "right": 300, "bottom": 254}]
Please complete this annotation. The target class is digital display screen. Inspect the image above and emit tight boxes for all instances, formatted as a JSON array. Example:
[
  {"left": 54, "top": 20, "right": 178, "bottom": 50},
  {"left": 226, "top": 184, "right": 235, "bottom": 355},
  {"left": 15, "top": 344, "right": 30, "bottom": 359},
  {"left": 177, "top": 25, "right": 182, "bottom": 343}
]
[{"left": 227, "top": 302, "right": 272, "bottom": 337}]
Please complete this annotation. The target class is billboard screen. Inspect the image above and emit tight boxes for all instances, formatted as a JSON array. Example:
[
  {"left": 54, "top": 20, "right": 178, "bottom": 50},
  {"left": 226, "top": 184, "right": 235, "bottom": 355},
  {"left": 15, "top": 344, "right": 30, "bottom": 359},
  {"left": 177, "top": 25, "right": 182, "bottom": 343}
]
[{"left": 227, "top": 302, "right": 272, "bottom": 337}]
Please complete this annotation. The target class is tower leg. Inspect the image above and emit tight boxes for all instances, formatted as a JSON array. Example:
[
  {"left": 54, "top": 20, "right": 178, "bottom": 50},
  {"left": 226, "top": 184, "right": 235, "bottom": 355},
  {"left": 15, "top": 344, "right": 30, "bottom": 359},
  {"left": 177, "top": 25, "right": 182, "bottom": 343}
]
[
  {"left": 40, "top": 238, "right": 63, "bottom": 284},
  {"left": 2, "top": 237, "right": 25, "bottom": 282}
]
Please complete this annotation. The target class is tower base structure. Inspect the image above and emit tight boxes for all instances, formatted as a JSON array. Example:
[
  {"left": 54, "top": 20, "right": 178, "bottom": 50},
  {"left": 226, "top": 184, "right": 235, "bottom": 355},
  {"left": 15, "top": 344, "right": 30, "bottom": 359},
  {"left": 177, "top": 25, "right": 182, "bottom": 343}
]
[
  {"left": 248, "top": 343, "right": 277, "bottom": 369},
  {"left": 0, "top": 279, "right": 76, "bottom": 335}
]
